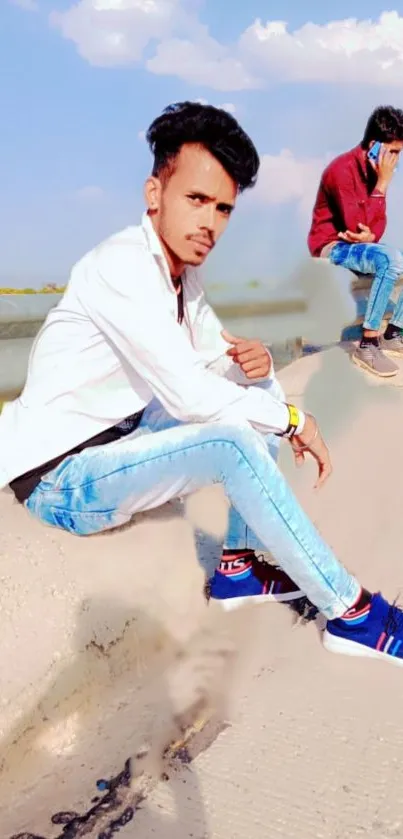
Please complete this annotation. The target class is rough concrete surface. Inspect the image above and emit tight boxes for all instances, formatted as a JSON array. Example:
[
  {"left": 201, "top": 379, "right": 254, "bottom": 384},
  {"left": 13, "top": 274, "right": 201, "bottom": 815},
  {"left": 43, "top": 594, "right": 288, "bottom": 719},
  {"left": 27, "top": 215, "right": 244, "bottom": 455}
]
[{"left": 2, "top": 344, "right": 403, "bottom": 839}]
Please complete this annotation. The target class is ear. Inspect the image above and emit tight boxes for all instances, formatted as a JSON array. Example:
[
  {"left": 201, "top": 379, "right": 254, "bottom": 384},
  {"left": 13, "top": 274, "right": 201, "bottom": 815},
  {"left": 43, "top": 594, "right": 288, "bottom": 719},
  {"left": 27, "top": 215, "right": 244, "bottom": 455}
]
[{"left": 144, "top": 176, "right": 161, "bottom": 212}]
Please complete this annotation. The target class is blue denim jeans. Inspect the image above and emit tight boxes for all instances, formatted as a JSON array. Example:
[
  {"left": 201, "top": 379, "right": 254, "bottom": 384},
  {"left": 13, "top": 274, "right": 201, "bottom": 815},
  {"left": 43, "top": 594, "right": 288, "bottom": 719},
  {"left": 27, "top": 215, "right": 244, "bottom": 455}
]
[
  {"left": 26, "top": 375, "right": 360, "bottom": 620},
  {"left": 329, "top": 242, "right": 403, "bottom": 331}
]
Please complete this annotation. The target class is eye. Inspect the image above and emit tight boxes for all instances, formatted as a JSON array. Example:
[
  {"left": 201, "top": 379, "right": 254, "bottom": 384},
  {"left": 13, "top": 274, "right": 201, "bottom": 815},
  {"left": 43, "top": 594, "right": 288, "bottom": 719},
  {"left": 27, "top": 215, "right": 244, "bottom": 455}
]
[{"left": 217, "top": 204, "right": 233, "bottom": 217}]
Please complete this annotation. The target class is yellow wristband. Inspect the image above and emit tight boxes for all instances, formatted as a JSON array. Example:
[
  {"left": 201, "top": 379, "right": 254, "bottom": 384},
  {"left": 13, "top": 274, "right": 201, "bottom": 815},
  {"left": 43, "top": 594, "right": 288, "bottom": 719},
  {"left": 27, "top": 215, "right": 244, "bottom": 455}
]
[
  {"left": 287, "top": 404, "right": 300, "bottom": 429},
  {"left": 275, "top": 404, "right": 301, "bottom": 438}
]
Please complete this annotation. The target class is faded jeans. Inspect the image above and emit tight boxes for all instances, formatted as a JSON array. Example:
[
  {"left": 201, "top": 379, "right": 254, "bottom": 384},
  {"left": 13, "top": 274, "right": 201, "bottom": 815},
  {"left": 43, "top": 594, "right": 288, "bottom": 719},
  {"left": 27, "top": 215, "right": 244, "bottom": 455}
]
[
  {"left": 26, "top": 379, "right": 360, "bottom": 620},
  {"left": 329, "top": 241, "right": 403, "bottom": 331}
]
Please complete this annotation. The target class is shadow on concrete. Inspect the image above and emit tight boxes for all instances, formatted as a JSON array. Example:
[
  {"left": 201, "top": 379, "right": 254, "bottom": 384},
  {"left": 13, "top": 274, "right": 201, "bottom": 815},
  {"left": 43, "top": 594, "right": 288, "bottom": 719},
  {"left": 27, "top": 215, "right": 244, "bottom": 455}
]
[{"left": 2, "top": 596, "right": 212, "bottom": 839}]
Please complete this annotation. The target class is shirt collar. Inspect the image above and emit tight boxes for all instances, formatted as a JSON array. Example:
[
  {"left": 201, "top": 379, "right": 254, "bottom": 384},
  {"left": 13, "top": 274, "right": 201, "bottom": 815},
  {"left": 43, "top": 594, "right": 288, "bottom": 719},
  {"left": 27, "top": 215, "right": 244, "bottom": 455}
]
[
  {"left": 141, "top": 210, "right": 193, "bottom": 291},
  {"left": 141, "top": 210, "right": 175, "bottom": 290},
  {"left": 141, "top": 210, "right": 165, "bottom": 258},
  {"left": 352, "top": 144, "right": 369, "bottom": 181}
]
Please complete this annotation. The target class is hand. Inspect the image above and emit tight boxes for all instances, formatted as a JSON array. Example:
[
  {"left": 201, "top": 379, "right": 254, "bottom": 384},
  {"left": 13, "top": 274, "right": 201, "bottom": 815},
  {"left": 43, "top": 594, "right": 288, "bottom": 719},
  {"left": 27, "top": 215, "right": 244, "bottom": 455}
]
[
  {"left": 289, "top": 413, "right": 332, "bottom": 489},
  {"left": 221, "top": 330, "right": 272, "bottom": 379},
  {"left": 376, "top": 147, "right": 398, "bottom": 192},
  {"left": 338, "top": 223, "right": 375, "bottom": 244}
]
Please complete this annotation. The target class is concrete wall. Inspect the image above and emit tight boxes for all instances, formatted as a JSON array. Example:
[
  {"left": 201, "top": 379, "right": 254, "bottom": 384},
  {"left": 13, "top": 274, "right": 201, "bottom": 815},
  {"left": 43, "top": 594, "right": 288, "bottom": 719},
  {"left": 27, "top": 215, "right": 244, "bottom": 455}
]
[{"left": 3, "top": 343, "right": 403, "bottom": 837}]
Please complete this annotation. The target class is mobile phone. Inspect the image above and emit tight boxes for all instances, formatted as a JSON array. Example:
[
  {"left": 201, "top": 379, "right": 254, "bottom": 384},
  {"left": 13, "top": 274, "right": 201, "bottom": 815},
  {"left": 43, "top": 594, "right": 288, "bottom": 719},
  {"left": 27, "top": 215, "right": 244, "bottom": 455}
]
[{"left": 368, "top": 141, "right": 382, "bottom": 165}]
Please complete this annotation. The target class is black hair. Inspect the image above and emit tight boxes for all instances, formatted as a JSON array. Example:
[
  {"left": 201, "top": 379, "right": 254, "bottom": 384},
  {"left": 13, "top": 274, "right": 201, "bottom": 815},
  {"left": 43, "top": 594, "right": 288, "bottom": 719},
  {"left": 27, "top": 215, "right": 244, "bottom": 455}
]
[
  {"left": 146, "top": 101, "right": 259, "bottom": 192},
  {"left": 361, "top": 105, "right": 403, "bottom": 149}
]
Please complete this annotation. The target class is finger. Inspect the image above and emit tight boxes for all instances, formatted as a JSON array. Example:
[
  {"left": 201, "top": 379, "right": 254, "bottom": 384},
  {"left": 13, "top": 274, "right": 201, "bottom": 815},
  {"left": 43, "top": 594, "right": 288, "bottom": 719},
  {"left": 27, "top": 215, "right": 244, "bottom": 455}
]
[
  {"left": 290, "top": 440, "right": 305, "bottom": 468},
  {"left": 240, "top": 355, "right": 269, "bottom": 369},
  {"left": 236, "top": 347, "right": 264, "bottom": 362},
  {"left": 241, "top": 358, "right": 271, "bottom": 374},
  {"left": 385, "top": 151, "right": 397, "bottom": 169},
  {"left": 227, "top": 346, "right": 255, "bottom": 362},
  {"left": 357, "top": 223, "right": 369, "bottom": 232},
  {"left": 221, "top": 329, "right": 243, "bottom": 346},
  {"left": 244, "top": 365, "right": 269, "bottom": 379},
  {"left": 293, "top": 449, "right": 305, "bottom": 468},
  {"left": 314, "top": 459, "right": 333, "bottom": 489}
]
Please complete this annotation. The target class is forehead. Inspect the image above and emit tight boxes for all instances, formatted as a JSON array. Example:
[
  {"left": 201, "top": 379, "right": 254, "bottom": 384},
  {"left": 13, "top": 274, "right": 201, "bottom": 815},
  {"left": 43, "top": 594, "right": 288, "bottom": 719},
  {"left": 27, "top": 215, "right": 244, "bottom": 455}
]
[
  {"left": 168, "top": 144, "right": 237, "bottom": 199},
  {"left": 388, "top": 140, "right": 403, "bottom": 150}
]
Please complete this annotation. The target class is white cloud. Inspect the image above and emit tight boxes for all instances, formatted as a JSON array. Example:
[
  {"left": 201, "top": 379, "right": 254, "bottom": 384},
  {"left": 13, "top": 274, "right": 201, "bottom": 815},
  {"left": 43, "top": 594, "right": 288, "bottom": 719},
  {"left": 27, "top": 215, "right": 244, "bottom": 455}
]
[
  {"left": 252, "top": 149, "right": 329, "bottom": 218},
  {"left": 47, "top": 0, "right": 258, "bottom": 87},
  {"left": 73, "top": 186, "right": 105, "bottom": 201},
  {"left": 48, "top": 5, "right": 403, "bottom": 90},
  {"left": 240, "top": 11, "right": 403, "bottom": 86},
  {"left": 50, "top": 0, "right": 180, "bottom": 67},
  {"left": 147, "top": 35, "right": 258, "bottom": 90},
  {"left": 137, "top": 129, "right": 146, "bottom": 141},
  {"left": 9, "top": 0, "right": 38, "bottom": 10}
]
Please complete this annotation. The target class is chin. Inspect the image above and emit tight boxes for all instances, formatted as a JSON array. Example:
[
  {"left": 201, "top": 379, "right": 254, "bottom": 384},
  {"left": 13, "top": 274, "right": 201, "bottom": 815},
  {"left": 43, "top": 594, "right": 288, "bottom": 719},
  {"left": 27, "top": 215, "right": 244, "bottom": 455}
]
[
  {"left": 186, "top": 251, "right": 208, "bottom": 267},
  {"left": 187, "top": 257, "right": 205, "bottom": 267}
]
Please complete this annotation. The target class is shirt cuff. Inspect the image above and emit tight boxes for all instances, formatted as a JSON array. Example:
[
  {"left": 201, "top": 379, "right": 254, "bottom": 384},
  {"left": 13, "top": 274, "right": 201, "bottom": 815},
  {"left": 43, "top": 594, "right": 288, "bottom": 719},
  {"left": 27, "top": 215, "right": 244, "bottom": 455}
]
[
  {"left": 276, "top": 405, "right": 306, "bottom": 437},
  {"left": 296, "top": 410, "right": 306, "bottom": 434}
]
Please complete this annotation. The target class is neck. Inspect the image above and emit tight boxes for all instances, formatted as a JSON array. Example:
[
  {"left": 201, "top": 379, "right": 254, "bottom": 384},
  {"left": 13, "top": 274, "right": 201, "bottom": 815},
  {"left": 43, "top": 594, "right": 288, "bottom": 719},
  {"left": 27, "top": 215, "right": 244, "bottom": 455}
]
[{"left": 149, "top": 215, "right": 185, "bottom": 281}]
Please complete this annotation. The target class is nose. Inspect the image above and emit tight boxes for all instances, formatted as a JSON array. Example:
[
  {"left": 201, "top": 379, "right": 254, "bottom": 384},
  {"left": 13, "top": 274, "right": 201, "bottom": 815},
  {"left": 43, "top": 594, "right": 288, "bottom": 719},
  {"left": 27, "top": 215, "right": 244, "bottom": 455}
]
[{"left": 199, "top": 202, "right": 216, "bottom": 232}]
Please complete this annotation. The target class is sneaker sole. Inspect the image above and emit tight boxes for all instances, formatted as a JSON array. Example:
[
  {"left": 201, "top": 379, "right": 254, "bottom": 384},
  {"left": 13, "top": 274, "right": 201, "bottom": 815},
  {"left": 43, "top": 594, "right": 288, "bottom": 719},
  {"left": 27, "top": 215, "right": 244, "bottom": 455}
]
[
  {"left": 323, "top": 630, "right": 403, "bottom": 667},
  {"left": 351, "top": 353, "right": 398, "bottom": 378},
  {"left": 213, "top": 590, "right": 304, "bottom": 611}
]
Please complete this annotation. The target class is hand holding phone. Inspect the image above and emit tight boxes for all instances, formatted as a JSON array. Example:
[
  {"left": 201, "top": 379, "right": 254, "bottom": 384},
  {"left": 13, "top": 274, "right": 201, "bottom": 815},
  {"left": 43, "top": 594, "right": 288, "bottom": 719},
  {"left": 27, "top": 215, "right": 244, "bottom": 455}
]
[
  {"left": 368, "top": 141, "right": 382, "bottom": 166},
  {"left": 376, "top": 146, "right": 399, "bottom": 192}
]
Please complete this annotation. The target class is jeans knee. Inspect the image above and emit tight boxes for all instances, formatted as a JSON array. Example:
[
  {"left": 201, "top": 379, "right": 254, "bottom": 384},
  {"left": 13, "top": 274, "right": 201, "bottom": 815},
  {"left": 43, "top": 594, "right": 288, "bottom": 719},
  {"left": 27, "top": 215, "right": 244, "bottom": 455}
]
[
  {"left": 215, "top": 423, "right": 268, "bottom": 467},
  {"left": 378, "top": 246, "right": 403, "bottom": 279}
]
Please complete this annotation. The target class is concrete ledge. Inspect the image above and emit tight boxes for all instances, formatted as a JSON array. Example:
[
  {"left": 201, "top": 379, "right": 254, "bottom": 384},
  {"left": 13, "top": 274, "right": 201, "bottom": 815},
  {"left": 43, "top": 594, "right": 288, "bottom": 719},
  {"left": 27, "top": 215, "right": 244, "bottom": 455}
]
[
  {"left": 4, "top": 275, "right": 403, "bottom": 835},
  {"left": 0, "top": 293, "right": 61, "bottom": 324},
  {"left": 0, "top": 338, "right": 33, "bottom": 395},
  {"left": 0, "top": 482, "right": 231, "bottom": 836}
]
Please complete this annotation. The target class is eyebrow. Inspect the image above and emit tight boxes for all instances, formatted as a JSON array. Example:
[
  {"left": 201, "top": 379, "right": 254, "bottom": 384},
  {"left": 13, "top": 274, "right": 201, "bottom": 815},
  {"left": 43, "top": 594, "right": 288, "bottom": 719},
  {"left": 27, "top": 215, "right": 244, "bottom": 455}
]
[{"left": 187, "top": 189, "right": 235, "bottom": 212}]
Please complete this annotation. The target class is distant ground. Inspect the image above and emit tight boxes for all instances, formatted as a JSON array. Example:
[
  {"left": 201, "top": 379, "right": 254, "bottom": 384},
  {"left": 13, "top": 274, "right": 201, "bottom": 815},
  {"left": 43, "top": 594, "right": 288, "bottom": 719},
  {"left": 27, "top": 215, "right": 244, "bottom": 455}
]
[{"left": 0, "top": 285, "right": 65, "bottom": 294}]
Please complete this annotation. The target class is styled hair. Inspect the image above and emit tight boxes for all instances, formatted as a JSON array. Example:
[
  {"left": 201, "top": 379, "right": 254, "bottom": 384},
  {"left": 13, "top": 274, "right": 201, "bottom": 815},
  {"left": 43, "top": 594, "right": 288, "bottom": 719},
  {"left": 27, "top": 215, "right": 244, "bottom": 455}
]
[
  {"left": 146, "top": 101, "right": 260, "bottom": 192},
  {"left": 362, "top": 105, "right": 403, "bottom": 148}
]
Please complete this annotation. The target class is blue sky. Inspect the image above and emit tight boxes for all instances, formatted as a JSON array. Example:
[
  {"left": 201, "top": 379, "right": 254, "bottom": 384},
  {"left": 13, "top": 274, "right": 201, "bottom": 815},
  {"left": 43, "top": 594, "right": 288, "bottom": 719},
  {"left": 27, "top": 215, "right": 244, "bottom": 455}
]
[{"left": 2, "top": 0, "right": 403, "bottom": 291}]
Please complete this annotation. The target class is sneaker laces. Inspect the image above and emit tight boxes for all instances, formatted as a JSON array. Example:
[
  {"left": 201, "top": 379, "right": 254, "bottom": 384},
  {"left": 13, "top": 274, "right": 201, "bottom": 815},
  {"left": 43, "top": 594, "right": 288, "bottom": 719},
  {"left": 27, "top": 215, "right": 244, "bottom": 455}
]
[
  {"left": 383, "top": 597, "right": 403, "bottom": 636},
  {"left": 255, "top": 552, "right": 275, "bottom": 568}
]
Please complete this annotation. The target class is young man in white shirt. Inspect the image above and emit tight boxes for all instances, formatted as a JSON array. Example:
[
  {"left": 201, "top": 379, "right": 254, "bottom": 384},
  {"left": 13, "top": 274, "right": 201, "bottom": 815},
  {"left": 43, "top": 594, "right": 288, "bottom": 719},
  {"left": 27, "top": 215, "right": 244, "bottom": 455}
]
[{"left": 2, "top": 101, "right": 403, "bottom": 664}]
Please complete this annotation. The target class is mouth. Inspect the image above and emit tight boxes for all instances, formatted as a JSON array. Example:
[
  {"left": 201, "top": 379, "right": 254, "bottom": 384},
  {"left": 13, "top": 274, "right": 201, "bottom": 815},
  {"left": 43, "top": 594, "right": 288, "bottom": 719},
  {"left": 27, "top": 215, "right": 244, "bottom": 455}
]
[{"left": 190, "top": 239, "right": 213, "bottom": 255}]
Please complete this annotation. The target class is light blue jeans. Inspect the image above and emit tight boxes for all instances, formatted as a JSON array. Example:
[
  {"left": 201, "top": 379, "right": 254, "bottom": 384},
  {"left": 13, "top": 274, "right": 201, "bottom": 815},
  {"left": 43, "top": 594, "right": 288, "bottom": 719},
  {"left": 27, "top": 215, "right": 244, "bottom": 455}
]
[
  {"left": 26, "top": 380, "right": 360, "bottom": 620},
  {"left": 329, "top": 242, "right": 403, "bottom": 331}
]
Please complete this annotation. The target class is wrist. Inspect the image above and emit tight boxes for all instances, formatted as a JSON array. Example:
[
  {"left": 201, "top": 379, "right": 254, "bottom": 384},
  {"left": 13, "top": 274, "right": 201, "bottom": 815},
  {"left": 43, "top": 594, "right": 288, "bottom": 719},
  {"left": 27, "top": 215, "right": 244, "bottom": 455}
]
[
  {"left": 375, "top": 179, "right": 388, "bottom": 195},
  {"left": 295, "top": 410, "right": 306, "bottom": 435},
  {"left": 295, "top": 412, "right": 316, "bottom": 442}
]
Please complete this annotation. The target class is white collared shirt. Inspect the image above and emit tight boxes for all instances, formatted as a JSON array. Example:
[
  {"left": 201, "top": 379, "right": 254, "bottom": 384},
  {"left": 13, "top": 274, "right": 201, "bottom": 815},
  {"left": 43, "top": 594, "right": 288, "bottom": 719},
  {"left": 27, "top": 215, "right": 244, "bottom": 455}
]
[{"left": 0, "top": 213, "right": 295, "bottom": 487}]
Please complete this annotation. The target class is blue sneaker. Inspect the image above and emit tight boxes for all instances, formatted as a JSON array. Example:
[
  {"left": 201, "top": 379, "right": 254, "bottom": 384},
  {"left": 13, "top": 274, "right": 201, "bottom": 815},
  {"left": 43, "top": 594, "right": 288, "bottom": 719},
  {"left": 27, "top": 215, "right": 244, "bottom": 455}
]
[
  {"left": 323, "top": 593, "right": 403, "bottom": 666},
  {"left": 206, "top": 554, "right": 303, "bottom": 611}
]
